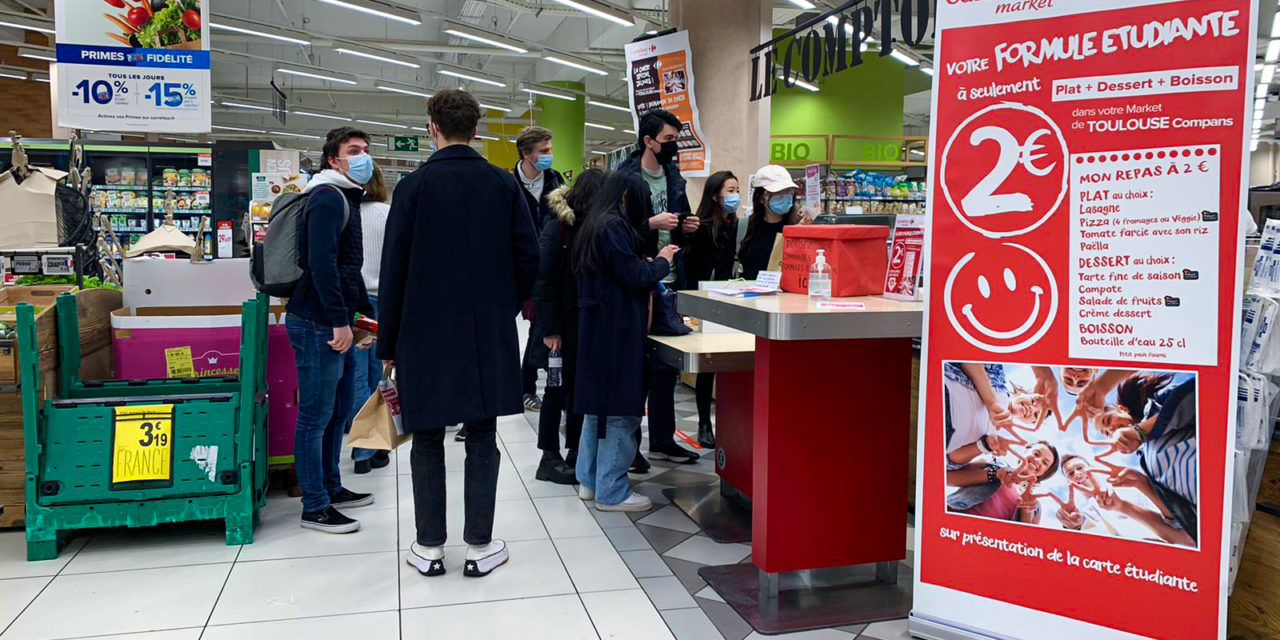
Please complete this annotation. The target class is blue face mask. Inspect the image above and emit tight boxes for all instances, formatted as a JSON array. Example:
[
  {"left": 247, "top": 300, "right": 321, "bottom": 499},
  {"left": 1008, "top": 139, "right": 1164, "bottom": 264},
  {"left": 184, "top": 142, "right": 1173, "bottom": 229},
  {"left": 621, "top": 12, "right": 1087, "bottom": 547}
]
[
  {"left": 768, "top": 193, "right": 793, "bottom": 215},
  {"left": 721, "top": 193, "right": 740, "bottom": 213},
  {"left": 535, "top": 154, "right": 554, "bottom": 171},
  {"left": 345, "top": 153, "right": 375, "bottom": 184}
]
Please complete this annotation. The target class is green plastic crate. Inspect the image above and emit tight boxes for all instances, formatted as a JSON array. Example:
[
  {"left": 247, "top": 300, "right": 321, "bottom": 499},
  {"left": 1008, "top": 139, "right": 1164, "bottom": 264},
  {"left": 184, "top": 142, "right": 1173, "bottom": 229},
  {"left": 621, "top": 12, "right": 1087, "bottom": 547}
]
[{"left": 20, "top": 293, "right": 270, "bottom": 560}]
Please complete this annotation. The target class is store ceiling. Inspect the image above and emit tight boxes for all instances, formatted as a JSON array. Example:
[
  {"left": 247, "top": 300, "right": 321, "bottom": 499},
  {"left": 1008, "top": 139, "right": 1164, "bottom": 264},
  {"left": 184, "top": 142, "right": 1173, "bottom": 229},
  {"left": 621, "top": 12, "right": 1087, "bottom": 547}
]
[{"left": 1, "top": 0, "right": 942, "bottom": 159}]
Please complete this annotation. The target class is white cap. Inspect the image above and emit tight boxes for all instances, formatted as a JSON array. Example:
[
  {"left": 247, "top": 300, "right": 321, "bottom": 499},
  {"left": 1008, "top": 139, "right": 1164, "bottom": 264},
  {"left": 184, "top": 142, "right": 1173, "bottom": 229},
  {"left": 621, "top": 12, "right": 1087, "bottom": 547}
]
[{"left": 753, "top": 165, "right": 799, "bottom": 193}]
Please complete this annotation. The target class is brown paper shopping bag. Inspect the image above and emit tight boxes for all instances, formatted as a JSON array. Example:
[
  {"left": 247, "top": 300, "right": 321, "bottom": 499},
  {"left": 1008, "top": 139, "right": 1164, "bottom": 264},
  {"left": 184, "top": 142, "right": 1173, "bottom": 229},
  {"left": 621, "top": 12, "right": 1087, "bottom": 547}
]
[{"left": 346, "top": 365, "right": 410, "bottom": 450}]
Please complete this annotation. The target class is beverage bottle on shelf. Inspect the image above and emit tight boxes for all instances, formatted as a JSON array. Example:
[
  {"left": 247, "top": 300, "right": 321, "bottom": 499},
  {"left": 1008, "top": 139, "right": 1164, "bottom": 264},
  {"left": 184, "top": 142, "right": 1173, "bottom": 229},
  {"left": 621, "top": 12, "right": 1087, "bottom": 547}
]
[
  {"left": 547, "top": 348, "right": 563, "bottom": 388},
  {"left": 809, "top": 249, "right": 832, "bottom": 302}
]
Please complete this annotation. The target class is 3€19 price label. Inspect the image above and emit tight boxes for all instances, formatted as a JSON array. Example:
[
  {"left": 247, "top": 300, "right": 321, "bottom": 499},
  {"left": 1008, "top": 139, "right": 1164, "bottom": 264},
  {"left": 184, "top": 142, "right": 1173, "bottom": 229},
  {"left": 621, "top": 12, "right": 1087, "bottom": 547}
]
[{"left": 112, "top": 405, "right": 174, "bottom": 485}]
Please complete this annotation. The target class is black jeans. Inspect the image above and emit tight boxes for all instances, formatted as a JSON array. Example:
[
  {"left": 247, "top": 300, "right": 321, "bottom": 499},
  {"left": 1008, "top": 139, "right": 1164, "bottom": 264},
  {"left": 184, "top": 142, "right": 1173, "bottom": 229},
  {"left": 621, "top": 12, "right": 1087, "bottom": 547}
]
[
  {"left": 644, "top": 355, "right": 679, "bottom": 449},
  {"left": 522, "top": 332, "right": 539, "bottom": 396},
  {"left": 538, "top": 367, "right": 583, "bottom": 453},
  {"left": 411, "top": 418, "right": 500, "bottom": 547},
  {"left": 695, "top": 372, "right": 714, "bottom": 426}
]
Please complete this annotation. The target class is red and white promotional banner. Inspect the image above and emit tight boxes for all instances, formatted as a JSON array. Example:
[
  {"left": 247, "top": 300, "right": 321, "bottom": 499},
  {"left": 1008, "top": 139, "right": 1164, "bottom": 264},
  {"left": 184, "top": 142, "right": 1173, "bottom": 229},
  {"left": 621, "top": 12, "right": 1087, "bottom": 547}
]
[{"left": 912, "top": 2, "right": 1254, "bottom": 639}]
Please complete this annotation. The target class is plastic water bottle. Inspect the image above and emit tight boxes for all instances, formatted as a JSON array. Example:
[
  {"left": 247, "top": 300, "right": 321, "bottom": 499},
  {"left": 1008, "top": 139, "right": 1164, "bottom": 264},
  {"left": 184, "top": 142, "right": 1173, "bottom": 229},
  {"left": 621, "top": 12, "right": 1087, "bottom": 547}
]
[
  {"left": 547, "top": 349, "right": 563, "bottom": 388},
  {"left": 809, "top": 249, "right": 832, "bottom": 302}
]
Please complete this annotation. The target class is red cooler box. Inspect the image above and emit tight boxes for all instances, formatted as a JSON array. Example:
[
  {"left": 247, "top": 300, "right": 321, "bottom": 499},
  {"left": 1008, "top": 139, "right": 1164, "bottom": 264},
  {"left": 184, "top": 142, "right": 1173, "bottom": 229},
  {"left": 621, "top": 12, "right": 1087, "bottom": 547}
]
[{"left": 780, "top": 225, "right": 890, "bottom": 297}]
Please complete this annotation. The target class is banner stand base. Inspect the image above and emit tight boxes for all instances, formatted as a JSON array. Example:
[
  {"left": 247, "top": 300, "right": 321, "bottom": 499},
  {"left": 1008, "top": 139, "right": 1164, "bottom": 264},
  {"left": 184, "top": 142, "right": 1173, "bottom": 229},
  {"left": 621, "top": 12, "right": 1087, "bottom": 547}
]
[
  {"left": 908, "top": 614, "right": 1002, "bottom": 640},
  {"left": 699, "top": 561, "right": 911, "bottom": 634}
]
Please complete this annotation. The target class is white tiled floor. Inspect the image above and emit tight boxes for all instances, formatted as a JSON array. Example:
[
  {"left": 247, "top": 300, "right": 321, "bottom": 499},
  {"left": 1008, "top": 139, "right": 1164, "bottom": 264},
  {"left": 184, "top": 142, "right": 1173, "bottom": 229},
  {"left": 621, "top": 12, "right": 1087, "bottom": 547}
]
[{"left": 0, "top": 373, "right": 911, "bottom": 640}]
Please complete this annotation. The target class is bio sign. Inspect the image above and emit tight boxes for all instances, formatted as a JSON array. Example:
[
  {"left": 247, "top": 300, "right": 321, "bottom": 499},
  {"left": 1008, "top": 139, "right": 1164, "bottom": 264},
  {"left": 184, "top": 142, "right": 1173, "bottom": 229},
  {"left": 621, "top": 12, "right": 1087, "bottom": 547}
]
[
  {"left": 55, "top": 0, "right": 210, "bottom": 133},
  {"left": 750, "top": 0, "right": 931, "bottom": 101}
]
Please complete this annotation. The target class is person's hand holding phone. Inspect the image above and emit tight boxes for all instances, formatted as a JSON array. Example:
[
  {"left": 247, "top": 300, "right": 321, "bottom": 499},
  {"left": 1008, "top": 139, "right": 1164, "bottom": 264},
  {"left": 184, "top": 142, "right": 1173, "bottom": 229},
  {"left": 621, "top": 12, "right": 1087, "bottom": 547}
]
[
  {"left": 658, "top": 244, "right": 681, "bottom": 265},
  {"left": 649, "top": 212, "right": 680, "bottom": 231},
  {"left": 680, "top": 214, "right": 701, "bottom": 234},
  {"left": 330, "top": 326, "right": 354, "bottom": 353}
]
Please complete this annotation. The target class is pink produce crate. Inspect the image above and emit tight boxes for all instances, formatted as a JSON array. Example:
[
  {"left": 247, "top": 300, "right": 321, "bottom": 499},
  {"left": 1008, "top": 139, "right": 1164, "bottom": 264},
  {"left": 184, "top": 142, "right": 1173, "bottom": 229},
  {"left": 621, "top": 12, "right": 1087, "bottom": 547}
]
[{"left": 111, "top": 307, "right": 299, "bottom": 462}]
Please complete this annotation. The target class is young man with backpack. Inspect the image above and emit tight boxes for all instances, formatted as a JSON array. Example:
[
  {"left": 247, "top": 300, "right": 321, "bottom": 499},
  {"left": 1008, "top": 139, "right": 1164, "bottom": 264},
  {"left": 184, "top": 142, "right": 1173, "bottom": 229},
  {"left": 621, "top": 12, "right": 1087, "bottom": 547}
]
[
  {"left": 379, "top": 89, "right": 539, "bottom": 578},
  {"left": 285, "top": 126, "right": 377, "bottom": 533}
]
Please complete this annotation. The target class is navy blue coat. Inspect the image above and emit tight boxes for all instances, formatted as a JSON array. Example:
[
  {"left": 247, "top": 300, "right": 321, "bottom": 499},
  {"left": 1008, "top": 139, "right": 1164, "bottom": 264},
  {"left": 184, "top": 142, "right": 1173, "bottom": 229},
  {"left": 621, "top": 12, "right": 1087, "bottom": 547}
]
[
  {"left": 377, "top": 145, "right": 540, "bottom": 431},
  {"left": 574, "top": 216, "right": 670, "bottom": 418}
]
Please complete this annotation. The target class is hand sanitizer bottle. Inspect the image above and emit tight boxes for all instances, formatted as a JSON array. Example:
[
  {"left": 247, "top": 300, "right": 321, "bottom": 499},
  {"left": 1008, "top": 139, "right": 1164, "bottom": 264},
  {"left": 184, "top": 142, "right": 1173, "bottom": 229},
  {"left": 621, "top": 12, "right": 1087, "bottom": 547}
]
[{"left": 809, "top": 249, "right": 832, "bottom": 302}]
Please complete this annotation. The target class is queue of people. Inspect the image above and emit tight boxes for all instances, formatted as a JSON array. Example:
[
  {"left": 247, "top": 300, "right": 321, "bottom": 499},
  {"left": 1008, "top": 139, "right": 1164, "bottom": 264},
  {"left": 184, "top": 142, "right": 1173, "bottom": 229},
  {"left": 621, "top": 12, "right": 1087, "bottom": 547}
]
[{"left": 282, "top": 87, "right": 807, "bottom": 578}]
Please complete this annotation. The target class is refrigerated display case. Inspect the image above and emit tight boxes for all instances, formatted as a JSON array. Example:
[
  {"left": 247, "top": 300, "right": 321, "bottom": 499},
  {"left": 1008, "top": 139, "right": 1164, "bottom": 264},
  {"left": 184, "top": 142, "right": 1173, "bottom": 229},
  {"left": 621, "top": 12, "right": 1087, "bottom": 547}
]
[
  {"left": 0, "top": 138, "right": 71, "bottom": 173},
  {"left": 79, "top": 142, "right": 214, "bottom": 253}
]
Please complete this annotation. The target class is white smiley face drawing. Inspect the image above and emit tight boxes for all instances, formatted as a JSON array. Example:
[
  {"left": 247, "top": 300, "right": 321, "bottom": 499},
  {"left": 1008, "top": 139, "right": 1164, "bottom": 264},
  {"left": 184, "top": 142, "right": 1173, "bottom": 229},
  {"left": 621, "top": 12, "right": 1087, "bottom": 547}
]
[{"left": 944, "top": 242, "right": 1058, "bottom": 353}]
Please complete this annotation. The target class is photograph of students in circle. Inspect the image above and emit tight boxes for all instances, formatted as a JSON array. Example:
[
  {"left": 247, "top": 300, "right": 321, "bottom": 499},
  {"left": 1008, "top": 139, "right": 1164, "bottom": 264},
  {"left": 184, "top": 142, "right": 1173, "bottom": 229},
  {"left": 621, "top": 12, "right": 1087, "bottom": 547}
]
[{"left": 942, "top": 361, "right": 1198, "bottom": 549}]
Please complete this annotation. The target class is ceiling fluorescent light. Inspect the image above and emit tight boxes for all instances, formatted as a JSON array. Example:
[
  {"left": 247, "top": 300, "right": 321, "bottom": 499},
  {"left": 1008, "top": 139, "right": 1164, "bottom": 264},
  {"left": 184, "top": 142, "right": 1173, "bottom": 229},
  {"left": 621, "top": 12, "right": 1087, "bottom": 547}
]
[
  {"left": 18, "top": 48, "right": 55, "bottom": 62},
  {"left": 443, "top": 26, "right": 529, "bottom": 54},
  {"left": 375, "top": 80, "right": 432, "bottom": 98},
  {"left": 438, "top": 68, "right": 506, "bottom": 88},
  {"left": 476, "top": 134, "right": 500, "bottom": 141},
  {"left": 0, "top": 16, "right": 55, "bottom": 34},
  {"left": 31, "top": 74, "right": 49, "bottom": 83},
  {"left": 357, "top": 119, "right": 409, "bottom": 129},
  {"left": 787, "top": 0, "right": 816, "bottom": 9},
  {"left": 591, "top": 151, "right": 607, "bottom": 156},
  {"left": 588, "top": 99, "right": 630, "bottom": 113},
  {"left": 221, "top": 101, "right": 275, "bottom": 112},
  {"left": 544, "top": 55, "right": 609, "bottom": 76},
  {"left": 209, "top": 17, "right": 312, "bottom": 45},
  {"left": 585, "top": 122, "right": 615, "bottom": 131},
  {"left": 1256, "top": 98, "right": 1267, "bottom": 112},
  {"left": 277, "top": 65, "right": 359, "bottom": 85},
  {"left": 410, "top": 126, "right": 430, "bottom": 132},
  {"left": 1264, "top": 64, "right": 1277, "bottom": 86},
  {"left": 524, "top": 87, "right": 576, "bottom": 101},
  {"left": 777, "top": 73, "right": 818, "bottom": 92},
  {"left": 479, "top": 102, "right": 513, "bottom": 113},
  {"left": 921, "top": 66, "right": 934, "bottom": 76},
  {"left": 336, "top": 46, "right": 420, "bottom": 68},
  {"left": 549, "top": 0, "right": 635, "bottom": 27},
  {"left": 1258, "top": 84, "right": 1270, "bottom": 99},
  {"left": 315, "top": 0, "right": 422, "bottom": 25},
  {"left": 624, "top": 128, "right": 636, "bottom": 134},
  {"left": 270, "top": 131, "right": 324, "bottom": 139},
  {"left": 1268, "top": 39, "right": 1280, "bottom": 62},
  {"left": 213, "top": 125, "right": 267, "bottom": 133},
  {"left": 293, "top": 110, "right": 351, "bottom": 122},
  {"left": 0, "top": 71, "right": 26, "bottom": 80},
  {"left": 888, "top": 48, "right": 919, "bottom": 66}
]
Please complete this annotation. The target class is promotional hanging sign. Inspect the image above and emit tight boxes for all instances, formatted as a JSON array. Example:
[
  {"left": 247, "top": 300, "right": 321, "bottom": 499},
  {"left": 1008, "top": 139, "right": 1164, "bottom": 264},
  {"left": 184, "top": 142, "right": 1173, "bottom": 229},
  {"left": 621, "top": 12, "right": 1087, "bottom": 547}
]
[
  {"left": 912, "top": 2, "right": 1254, "bottom": 640},
  {"left": 55, "top": 0, "right": 210, "bottom": 133},
  {"left": 624, "top": 30, "right": 711, "bottom": 177},
  {"left": 885, "top": 214, "right": 925, "bottom": 301}
]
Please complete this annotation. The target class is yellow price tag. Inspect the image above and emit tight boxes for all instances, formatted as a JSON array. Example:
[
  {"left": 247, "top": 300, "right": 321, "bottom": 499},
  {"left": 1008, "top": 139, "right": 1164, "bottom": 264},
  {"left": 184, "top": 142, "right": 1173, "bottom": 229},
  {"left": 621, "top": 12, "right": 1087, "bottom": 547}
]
[
  {"left": 112, "top": 404, "right": 174, "bottom": 484},
  {"left": 165, "top": 346, "right": 195, "bottom": 378}
]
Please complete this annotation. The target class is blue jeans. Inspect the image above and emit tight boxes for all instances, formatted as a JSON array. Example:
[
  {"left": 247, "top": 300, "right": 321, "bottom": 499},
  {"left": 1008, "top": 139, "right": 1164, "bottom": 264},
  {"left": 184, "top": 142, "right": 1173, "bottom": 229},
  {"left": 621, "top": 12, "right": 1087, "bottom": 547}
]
[
  {"left": 350, "top": 295, "right": 382, "bottom": 462},
  {"left": 576, "top": 415, "right": 641, "bottom": 506},
  {"left": 288, "top": 315, "right": 357, "bottom": 513}
]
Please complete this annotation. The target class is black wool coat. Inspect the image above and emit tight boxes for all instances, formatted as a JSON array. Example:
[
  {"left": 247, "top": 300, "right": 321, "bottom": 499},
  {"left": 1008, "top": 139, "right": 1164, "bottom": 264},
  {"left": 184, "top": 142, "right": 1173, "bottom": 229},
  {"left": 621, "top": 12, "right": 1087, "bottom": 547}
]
[
  {"left": 530, "top": 185, "right": 578, "bottom": 370},
  {"left": 377, "top": 145, "right": 540, "bottom": 431},
  {"left": 574, "top": 216, "right": 670, "bottom": 418}
]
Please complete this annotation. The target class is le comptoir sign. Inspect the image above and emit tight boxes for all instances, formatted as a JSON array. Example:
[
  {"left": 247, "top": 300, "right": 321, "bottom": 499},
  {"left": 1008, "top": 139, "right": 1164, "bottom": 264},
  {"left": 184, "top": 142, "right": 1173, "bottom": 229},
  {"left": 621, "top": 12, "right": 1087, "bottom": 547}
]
[{"left": 750, "top": 0, "right": 931, "bottom": 102}]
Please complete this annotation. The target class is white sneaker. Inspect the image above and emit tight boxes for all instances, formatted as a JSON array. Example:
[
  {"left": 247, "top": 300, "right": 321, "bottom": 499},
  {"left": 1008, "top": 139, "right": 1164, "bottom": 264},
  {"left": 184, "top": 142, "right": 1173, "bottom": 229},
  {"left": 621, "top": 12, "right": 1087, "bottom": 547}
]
[
  {"left": 405, "top": 543, "right": 445, "bottom": 577},
  {"left": 578, "top": 485, "right": 595, "bottom": 501},
  {"left": 464, "top": 539, "right": 509, "bottom": 577},
  {"left": 596, "top": 492, "right": 653, "bottom": 513}
]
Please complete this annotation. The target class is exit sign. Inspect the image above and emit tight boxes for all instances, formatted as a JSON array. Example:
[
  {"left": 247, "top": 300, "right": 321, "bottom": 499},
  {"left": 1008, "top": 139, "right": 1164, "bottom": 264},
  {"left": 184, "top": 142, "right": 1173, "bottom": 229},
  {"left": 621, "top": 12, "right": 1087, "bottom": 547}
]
[{"left": 393, "top": 136, "right": 420, "bottom": 152}]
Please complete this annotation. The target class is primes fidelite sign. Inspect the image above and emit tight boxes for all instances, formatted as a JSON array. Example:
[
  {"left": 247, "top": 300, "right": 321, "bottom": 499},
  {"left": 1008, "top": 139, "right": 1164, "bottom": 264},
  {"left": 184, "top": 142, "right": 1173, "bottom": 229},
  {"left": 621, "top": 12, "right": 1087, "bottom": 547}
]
[{"left": 750, "top": 0, "right": 931, "bottom": 102}]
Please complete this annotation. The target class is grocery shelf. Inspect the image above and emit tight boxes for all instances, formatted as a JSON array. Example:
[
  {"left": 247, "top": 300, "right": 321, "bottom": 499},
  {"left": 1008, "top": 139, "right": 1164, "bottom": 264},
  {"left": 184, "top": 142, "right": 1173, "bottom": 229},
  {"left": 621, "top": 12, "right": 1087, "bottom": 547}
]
[
  {"left": 151, "top": 186, "right": 210, "bottom": 192},
  {"left": 95, "top": 208, "right": 149, "bottom": 214},
  {"left": 95, "top": 185, "right": 150, "bottom": 191}
]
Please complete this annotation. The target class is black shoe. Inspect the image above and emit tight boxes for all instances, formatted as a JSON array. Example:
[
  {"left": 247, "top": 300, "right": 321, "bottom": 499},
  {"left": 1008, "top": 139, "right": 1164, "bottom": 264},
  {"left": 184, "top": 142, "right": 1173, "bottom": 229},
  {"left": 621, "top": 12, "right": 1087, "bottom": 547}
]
[
  {"left": 535, "top": 451, "right": 577, "bottom": 485},
  {"left": 698, "top": 423, "right": 716, "bottom": 449},
  {"left": 650, "top": 441, "right": 700, "bottom": 464},
  {"left": 330, "top": 488, "right": 374, "bottom": 508},
  {"left": 455, "top": 426, "right": 469, "bottom": 442},
  {"left": 565, "top": 449, "right": 578, "bottom": 468},
  {"left": 353, "top": 459, "right": 372, "bottom": 475},
  {"left": 523, "top": 393, "right": 542, "bottom": 412},
  {"left": 301, "top": 506, "right": 360, "bottom": 534},
  {"left": 629, "top": 452, "right": 651, "bottom": 474},
  {"left": 370, "top": 450, "right": 391, "bottom": 469}
]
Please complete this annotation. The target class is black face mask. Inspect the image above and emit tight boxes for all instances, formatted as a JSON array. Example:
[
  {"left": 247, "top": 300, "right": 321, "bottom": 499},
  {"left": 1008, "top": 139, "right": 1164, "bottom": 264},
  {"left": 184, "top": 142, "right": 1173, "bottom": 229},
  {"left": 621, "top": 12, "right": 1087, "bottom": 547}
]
[{"left": 653, "top": 140, "right": 679, "bottom": 165}]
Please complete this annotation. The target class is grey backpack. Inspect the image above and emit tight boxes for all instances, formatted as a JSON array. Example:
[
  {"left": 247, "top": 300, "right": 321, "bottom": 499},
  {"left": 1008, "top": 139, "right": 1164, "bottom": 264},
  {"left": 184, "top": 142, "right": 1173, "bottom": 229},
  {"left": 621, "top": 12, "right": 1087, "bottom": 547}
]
[{"left": 250, "top": 185, "right": 350, "bottom": 298}]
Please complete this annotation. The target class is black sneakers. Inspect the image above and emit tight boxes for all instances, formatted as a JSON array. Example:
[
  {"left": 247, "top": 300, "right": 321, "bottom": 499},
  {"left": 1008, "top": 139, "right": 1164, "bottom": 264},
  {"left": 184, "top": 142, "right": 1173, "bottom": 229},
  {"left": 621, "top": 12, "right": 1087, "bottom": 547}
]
[
  {"left": 370, "top": 450, "right": 392, "bottom": 468},
  {"left": 698, "top": 423, "right": 716, "bottom": 449},
  {"left": 535, "top": 451, "right": 577, "bottom": 485},
  {"left": 300, "top": 506, "right": 360, "bottom": 534},
  {"left": 330, "top": 488, "right": 375, "bottom": 508},
  {"left": 353, "top": 459, "right": 373, "bottom": 475},
  {"left": 629, "top": 452, "right": 652, "bottom": 474},
  {"left": 650, "top": 442, "right": 700, "bottom": 464},
  {"left": 523, "top": 393, "right": 542, "bottom": 412}
]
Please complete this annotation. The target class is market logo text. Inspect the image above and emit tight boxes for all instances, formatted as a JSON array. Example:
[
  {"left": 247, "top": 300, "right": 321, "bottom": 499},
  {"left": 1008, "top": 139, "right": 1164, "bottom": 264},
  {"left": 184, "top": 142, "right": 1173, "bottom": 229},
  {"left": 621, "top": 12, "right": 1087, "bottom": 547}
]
[{"left": 749, "top": 0, "right": 930, "bottom": 102}]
